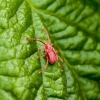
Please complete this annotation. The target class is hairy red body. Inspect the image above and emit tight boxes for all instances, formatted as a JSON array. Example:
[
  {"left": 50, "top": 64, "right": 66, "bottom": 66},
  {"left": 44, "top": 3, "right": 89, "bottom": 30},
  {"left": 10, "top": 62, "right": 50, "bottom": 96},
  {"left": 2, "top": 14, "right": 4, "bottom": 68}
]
[
  {"left": 45, "top": 44, "right": 58, "bottom": 64},
  {"left": 26, "top": 28, "right": 64, "bottom": 73}
]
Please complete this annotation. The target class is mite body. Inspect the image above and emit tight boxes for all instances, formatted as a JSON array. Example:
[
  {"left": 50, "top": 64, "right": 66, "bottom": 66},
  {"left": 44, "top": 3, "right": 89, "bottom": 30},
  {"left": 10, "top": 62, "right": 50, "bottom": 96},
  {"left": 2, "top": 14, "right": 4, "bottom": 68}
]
[
  {"left": 45, "top": 44, "right": 58, "bottom": 64},
  {"left": 26, "top": 28, "right": 64, "bottom": 73}
]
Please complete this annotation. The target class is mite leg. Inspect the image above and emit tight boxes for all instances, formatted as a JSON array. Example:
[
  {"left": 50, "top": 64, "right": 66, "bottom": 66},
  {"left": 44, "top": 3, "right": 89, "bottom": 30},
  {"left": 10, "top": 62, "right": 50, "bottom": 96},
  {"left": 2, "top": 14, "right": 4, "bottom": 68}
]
[
  {"left": 37, "top": 47, "right": 45, "bottom": 58},
  {"left": 37, "top": 54, "right": 46, "bottom": 58},
  {"left": 58, "top": 56, "right": 64, "bottom": 71},
  {"left": 51, "top": 44, "right": 54, "bottom": 46},
  {"left": 38, "top": 47, "right": 45, "bottom": 52},
  {"left": 39, "top": 59, "right": 48, "bottom": 73},
  {"left": 42, "top": 28, "right": 50, "bottom": 44},
  {"left": 56, "top": 50, "right": 60, "bottom": 53}
]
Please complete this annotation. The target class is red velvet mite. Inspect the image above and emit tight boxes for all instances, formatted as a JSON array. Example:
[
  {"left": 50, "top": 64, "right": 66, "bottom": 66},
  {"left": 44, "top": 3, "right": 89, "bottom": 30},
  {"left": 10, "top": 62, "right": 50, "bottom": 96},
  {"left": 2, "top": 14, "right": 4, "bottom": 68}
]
[{"left": 26, "top": 28, "right": 64, "bottom": 73}]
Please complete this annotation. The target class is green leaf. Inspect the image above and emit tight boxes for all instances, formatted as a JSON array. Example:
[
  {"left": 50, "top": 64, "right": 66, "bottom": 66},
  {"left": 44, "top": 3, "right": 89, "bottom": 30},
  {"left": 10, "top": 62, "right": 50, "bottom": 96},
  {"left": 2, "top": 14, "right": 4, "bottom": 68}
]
[{"left": 0, "top": 0, "right": 100, "bottom": 100}]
